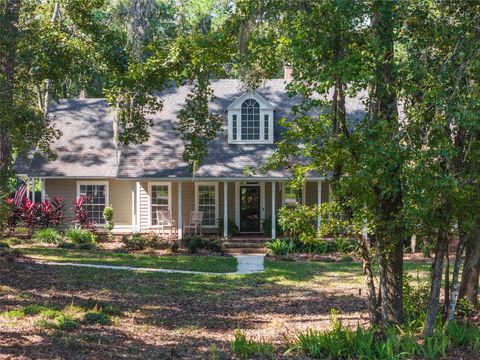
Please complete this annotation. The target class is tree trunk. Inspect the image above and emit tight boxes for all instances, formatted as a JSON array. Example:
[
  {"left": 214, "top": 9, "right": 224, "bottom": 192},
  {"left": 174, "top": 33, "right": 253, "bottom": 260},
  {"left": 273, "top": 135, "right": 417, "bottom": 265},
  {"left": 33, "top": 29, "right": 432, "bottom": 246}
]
[
  {"left": 43, "top": 2, "right": 59, "bottom": 117},
  {"left": 358, "top": 234, "right": 379, "bottom": 326},
  {"left": 0, "top": 0, "right": 21, "bottom": 192},
  {"left": 448, "top": 230, "right": 468, "bottom": 321},
  {"left": 127, "top": 0, "right": 149, "bottom": 60},
  {"left": 425, "top": 229, "right": 449, "bottom": 337},
  {"left": 459, "top": 226, "right": 480, "bottom": 307},
  {"left": 443, "top": 247, "right": 450, "bottom": 322}
]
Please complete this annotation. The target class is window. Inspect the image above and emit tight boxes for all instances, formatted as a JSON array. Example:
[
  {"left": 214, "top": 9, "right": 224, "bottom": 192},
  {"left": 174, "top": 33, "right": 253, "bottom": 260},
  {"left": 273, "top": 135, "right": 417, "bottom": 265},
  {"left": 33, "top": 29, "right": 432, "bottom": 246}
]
[
  {"left": 264, "top": 114, "right": 269, "bottom": 140},
  {"left": 232, "top": 114, "right": 237, "bottom": 140},
  {"left": 150, "top": 183, "right": 170, "bottom": 226},
  {"left": 227, "top": 92, "right": 274, "bottom": 144},
  {"left": 241, "top": 99, "right": 260, "bottom": 140},
  {"left": 77, "top": 182, "right": 108, "bottom": 224},
  {"left": 284, "top": 184, "right": 304, "bottom": 209},
  {"left": 196, "top": 183, "right": 218, "bottom": 227}
]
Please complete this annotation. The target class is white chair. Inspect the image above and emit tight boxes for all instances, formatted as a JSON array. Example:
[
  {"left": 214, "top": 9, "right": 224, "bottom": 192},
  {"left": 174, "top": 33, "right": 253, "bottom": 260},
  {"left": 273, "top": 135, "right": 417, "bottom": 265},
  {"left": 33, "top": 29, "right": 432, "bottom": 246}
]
[
  {"left": 156, "top": 210, "right": 176, "bottom": 236},
  {"left": 183, "top": 211, "right": 204, "bottom": 236}
]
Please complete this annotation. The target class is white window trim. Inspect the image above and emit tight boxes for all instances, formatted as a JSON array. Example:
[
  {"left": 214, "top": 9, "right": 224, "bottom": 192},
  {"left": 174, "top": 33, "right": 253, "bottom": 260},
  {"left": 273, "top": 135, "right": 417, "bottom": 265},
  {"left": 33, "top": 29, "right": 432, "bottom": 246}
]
[
  {"left": 227, "top": 95, "right": 274, "bottom": 145},
  {"left": 195, "top": 182, "right": 219, "bottom": 228},
  {"left": 148, "top": 182, "right": 172, "bottom": 228},
  {"left": 76, "top": 181, "right": 109, "bottom": 227}
]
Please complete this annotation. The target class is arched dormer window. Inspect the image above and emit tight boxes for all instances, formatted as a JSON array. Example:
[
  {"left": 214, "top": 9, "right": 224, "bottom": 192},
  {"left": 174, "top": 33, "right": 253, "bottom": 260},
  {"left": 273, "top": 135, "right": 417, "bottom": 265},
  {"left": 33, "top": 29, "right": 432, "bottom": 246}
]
[
  {"left": 241, "top": 99, "right": 260, "bottom": 140},
  {"left": 227, "top": 91, "right": 274, "bottom": 144}
]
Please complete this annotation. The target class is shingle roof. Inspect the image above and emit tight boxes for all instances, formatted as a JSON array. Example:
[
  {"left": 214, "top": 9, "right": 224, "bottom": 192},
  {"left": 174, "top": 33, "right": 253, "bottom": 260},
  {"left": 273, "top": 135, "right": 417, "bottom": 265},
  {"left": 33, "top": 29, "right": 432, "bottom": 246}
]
[
  {"left": 17, "top": 79, "right": 367, "bottom": 179},
  {"left": 19, "top": 98, "right": 118, "bottom": 178}
]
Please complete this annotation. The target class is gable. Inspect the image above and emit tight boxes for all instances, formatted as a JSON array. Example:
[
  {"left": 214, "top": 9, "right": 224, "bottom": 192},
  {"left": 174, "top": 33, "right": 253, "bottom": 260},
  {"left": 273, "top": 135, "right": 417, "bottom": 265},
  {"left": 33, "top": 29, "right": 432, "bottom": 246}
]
[{"left": 226, "top": 90, "right": 275, "bottom": 111}]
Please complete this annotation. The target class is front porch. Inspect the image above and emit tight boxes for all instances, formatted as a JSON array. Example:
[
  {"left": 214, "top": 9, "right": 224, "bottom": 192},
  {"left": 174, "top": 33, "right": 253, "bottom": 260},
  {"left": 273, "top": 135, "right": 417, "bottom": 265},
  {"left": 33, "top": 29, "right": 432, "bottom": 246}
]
[{"left": 131, "top": 180, "right": 330, "bottom": 240}]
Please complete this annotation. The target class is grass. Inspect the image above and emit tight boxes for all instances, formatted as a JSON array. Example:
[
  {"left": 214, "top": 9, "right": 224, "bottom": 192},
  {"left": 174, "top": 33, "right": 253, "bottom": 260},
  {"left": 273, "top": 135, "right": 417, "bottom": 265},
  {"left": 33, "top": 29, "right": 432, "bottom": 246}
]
[
  {"left": 0, "top": 254, "right": 438, "bottom": 359},
  {"left": 16, "top": 246, "right": 238, "bottom": 273}
]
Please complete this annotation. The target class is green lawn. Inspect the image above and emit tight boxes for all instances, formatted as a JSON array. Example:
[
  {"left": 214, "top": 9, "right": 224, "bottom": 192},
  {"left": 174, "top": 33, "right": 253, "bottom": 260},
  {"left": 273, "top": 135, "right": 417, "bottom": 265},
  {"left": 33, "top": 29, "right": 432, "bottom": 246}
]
[{"left": 17, "top": 246, "right": 238, "bottom": 273}]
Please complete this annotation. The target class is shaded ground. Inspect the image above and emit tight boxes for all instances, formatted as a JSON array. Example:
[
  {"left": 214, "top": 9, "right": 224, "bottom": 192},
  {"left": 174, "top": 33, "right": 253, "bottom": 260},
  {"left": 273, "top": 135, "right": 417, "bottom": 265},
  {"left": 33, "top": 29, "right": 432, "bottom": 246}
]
[{"left": 0, "top": 255, "right": 473, "bottom": 359}]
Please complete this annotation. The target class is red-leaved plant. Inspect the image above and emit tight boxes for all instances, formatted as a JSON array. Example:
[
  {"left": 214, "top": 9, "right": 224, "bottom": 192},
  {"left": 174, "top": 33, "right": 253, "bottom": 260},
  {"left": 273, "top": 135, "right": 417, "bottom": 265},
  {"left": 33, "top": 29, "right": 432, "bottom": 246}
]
[
  {"left": 40, "top": 196, "right": 64, "bottom": 227},
  {"left": 5, "top": 198, "right": 21, "bottom": 230},
  {"left": 20, "top": 199, "right": 40, "bottom": 232},
  {"left": 72, "top": 195, "right": 95, "bottom": 231}
]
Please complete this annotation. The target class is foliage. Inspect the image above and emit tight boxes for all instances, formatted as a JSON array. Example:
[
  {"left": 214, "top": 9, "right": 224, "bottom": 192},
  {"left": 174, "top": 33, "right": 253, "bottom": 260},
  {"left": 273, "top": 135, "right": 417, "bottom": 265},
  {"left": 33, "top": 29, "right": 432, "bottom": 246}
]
[
  {"left": 175, "top": 77, "right": 223, "bottom": 169},
  {"left": 72, "top": 196, "right": 95, "bottom": 231},
  {"left": 290, "top": 315, "right": 479, "bottom": 359},
  {"left": 38, "top": 197, "right": 64, "bottom": 228},
  {"left": 203, "top": 236, "right": 224, "bottom": 253},
  {"left": 265, "top": 238, "right": 294, "bottom": 256},
  {"left": 217, "top": 217, "right": 239, "bottom": 237},
  {"left": 183, "top": 234, "right": 203, "bottom": 254},
  {"left": 32, "top": 228, "right": 62, "bottom": 244},
  {"left": 231, "top": 329, "right": 276, "bottom": 359},
  {"left": 19, "top": 199, "right": 40, "bottom": 230},
  {"left": 121, "top": 233, "right": 147, "bottom": 251},
  {"left": 170, "top": 242, "right": 179, "bottom": 253},
  {"left": 65, "top": 227, "right": 96, "bottom": 246},
  {"left": 102, "top": 205, "right": 114, "bottom": 239},
  {"left": 277, "top": 205, "right": 319, "bottom": 244},
  {"left": 83, "top": 311, "right": 112, "bottom": 326}
]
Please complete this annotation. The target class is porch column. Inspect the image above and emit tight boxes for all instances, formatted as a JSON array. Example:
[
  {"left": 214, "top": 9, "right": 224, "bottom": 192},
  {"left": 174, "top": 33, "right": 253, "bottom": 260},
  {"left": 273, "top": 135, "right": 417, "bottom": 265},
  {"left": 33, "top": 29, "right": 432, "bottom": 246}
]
[
  {"left": 135, "top": 181, "right": 141, "bottom": 232},
  {"left": 41, "top": 178, "right": 46, "bottom": 202},
  {"left": 317, "top": 181, "right": 322, "bottom": 229},
  {"left": 177, "top": 182, "right": 183, "bottom": 240},
  {"left": 131, "top": 182, "right": 136, "bottom": 231},
  {"left": 271, "top": 181, "right": 276, "bottom": 239},
  {"left": 31, "top": 178, "right": 36, "bottom": 203},
  {"left": 223, "top": 181, "right": 228, "bottom": 238}
]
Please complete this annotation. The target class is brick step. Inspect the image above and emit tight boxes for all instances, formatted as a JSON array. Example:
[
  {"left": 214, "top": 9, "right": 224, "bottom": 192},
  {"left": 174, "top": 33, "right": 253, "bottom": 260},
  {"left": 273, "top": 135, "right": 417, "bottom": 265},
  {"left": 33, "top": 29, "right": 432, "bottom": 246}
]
[
  {"left": 226, "top": 239, "right": 268, "bottom": 244},
  {"left": 225, "top": 242, "right": 266, "bottom": 248},
  {"left": 225, "top": 248, "right": 266, "bottom": 254}
]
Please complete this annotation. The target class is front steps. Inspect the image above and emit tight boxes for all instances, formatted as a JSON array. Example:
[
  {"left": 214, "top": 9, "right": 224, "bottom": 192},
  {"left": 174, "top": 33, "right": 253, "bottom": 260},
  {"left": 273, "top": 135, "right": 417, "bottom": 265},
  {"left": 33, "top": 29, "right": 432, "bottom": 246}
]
[{"left": 224, "top": 236, "right": 269, "bottom": 254}]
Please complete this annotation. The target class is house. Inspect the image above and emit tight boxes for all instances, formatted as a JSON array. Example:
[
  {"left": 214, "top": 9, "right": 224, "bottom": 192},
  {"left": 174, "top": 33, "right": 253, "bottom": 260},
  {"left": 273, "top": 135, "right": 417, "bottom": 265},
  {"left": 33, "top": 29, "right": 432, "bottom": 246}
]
[{"left": 15, "top": 75, "right": 365, "bottom": 239}]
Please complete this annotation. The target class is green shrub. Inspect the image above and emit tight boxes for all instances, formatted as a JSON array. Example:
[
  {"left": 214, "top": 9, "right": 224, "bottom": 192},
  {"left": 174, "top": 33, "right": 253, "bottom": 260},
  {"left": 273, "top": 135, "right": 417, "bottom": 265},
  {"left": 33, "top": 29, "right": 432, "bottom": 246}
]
[
  {"left": 231, "top": 329, "right": 276, "bottom": 359},
  {"left": 183, "top": 234, "right": 203, "bottom": 253},
  {"left": 0, "top": 241, "right": 10, "bottom": 249},
  {"left": 65, "top": 227, "right": 96, "bottom": 245},
  {"left": 170, "top": 242, "right": 179, "bottom": 252},
  {"left": 102, "top": 205, "right": 115, "bottom": 239},
  {"left": 335, "top": 237, "right": 358, "bottom": 254},
  {"left": 33, "top": 228, "right": 62, "bottom": 244},
  {"left": 217, "top": 217, "right": 239, "bottom": 237},
  {"left": 265, "top": 238, "right": 294, "bottom": 256},
  {"left": 447, "top": 321, "right": 480, "bottom": 348},
  {"left": 57, "top": 317, "right": 81, "bottom": 331},
  {"left": 121, "top": 233, "right": 147, "bottom": 250},
  {"left": 83, "top": 311, "right": 111, "bottom": 326},
  {"left": 456, "top": 298, "right": 476, "bottom": 318},
  {"left": 204, "top": 236, "right": 224, "bottom": 253},
  {"left": 339, "top": 254, "right": 353, "bottom": 262}
]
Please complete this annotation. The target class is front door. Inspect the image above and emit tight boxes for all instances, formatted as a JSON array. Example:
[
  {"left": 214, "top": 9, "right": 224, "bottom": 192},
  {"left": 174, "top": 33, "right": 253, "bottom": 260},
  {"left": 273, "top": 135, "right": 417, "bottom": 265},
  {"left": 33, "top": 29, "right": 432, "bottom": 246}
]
[{"left": 240, "top": 185, "right": 261, "bottom": 232}]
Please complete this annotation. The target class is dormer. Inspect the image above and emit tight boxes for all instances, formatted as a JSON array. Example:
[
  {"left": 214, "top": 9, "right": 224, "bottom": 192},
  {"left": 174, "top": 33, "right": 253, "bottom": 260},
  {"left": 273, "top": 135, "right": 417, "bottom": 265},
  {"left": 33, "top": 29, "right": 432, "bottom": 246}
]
[{"left": 227, "top": 91, "right": 274, "bottom": 144}]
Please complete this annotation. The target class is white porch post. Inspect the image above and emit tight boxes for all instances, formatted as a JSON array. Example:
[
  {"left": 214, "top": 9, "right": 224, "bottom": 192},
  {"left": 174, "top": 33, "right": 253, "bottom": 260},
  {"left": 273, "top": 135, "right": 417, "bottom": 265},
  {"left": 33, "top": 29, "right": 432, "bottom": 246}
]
[
  {"left": 178, "top": 182, "right": 183, "bottom": 240},
  {"left": 135, "top": 181, "right": 141, "bottom": 232},
  {"left": 131, "top": 182, "right": 136, "bottom": 231},
  {"left": 271, "top": 181, "right": 276, "bottom": 239},
  {"left": 31, "top": 178, "right": 36, "bottom": 203},
  {"left": 223, "top": 182, "right": 228, "bottom": 238},
  {"left": 40, "top": 178, "right": 46, "bottom": 202},
  {"left": 26, "top": 178, "right": 30, "bottom": 200},
  {"left": 317, "top": 181, "right": 322, "bottom": 229}
]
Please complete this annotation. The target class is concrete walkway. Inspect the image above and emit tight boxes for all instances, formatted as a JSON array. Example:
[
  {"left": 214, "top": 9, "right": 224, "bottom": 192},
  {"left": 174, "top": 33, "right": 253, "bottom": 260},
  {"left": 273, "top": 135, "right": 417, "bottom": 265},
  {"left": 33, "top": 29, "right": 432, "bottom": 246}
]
[{"left": 38, "top": 254, "right": 265, "bottom": 276}]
